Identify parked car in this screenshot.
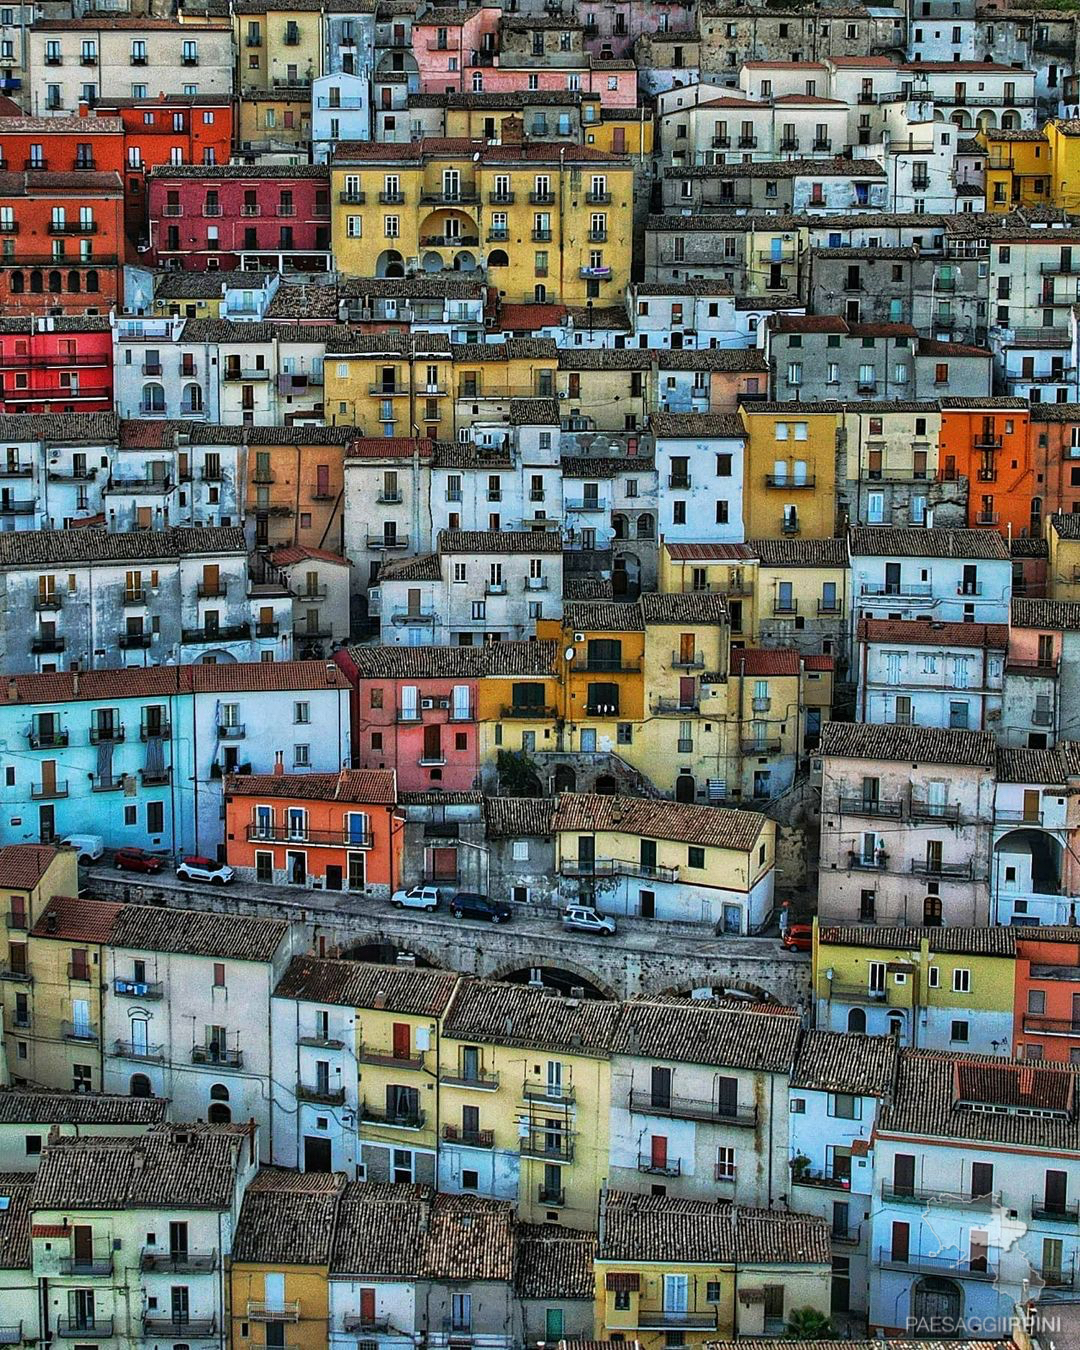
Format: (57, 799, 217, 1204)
(61, 834, 104, 863)
(781, 923, 813, 953)
(114, 847, 165, 874)
(561, 904, 617, 936)
(176, 856, 234, 885)
(449, 892, 512, 924)
(390, 885, 440, 911)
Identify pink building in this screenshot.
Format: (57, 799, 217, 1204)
(334, 646, 482, 794)
(413, 5, 501, 94)
(476, 62, 637, 108)
(146, 165, 333, 271)
(581, 0, 696, 59)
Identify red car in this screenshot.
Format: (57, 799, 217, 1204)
(114, 847, 166, 874)
(782, 923, 813, 952)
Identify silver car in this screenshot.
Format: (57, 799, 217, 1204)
(561, 904, 616, 936)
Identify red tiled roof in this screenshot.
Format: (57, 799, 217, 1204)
(69, 513, 106, 529)
(31, 895, 122, 944)
(827, 54, 898, 66)
(224, 769, 397, 805)
(918, 337, 992, 359)
(803, 653, 836, 671)
(271, 545, 350, 568)
(730, 648, 801, 676)
(664, 542, 757, 561)
(0, 660, 351, 705)
(772, 314, 848, 334)
(848, 321, 919, 339)
(346, 437, 435, 458)
(32, 1225, 70, 1238)
(0, 844, 59, 891)
(859, 617, 1009, 648)
(901, 60, 1024, 71)
(498, 303, 567, 330)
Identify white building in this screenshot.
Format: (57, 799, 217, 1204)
(992, 746, 1072, 927)
(271, 544, 352, 654)
(312, 71, 371, 162)
(648, 413, 747, 545)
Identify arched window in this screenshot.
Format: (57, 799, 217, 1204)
(67, 270, 81, 293)
(487, 249, 509, 267)
(129, 1073, 151, 1097)
(612, 512, 627, 540)
(9, 271, 23, 294)
(636, 512, 655, 539)
(29, 270, 43, 293)
(847, 1008, 866, 1034)
(1031, 496, 1043, 538)
(210, 1083, 229, 1100)
(48, 270, 62, 294)
(182, 383, 202, 414)
(534, 283, 547, 302)
(208, 1083, 231, 1123)
(85, 270, 99, 293)
(142, 383, 165, 414)
(888, 1010, 904, 1038)
(472, 71, 483, 92)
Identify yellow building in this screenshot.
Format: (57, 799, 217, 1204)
(658, 542, 759, 644)
(594, 1189, 832, 1346)
(836, 402, 942, 497)
(552, 792, 775, 932)
(439, 979, 618, 1230)
(741, 403, 840, 541)
(237, 90, 313, 157)
(331, 138, 634, 304)
(230, 1167, 345, 1350)
(979, 128, 1051, 211)
(453, 339, 561, 430)
(1046, 511, 1080, 597)
(233, 0, 321, 92)
(476, 640, 562, 771)
(0, 843, 79, 1085)
(588, 107, 654, 157)
(21, 895, 122, 1094)
(748, 537, 850, 660)
(557, 350, 653, 432)
(812, 920, 1017, 1047)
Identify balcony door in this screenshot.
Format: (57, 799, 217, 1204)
(663, 1274, 688, 1314)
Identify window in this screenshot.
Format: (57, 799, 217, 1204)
(213, 962, 225, 987)
(688, 846, 705, 869)
(294, 744, 310, 767)
(1029, 989, 1046, 1014)
(951, 1020, 969, 1042)
(830, 1093, 859, 1120)
(294, 701, 310, 724)
(953, 968, 971, 993)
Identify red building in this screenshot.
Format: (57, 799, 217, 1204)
(95, 95, 234, 243)
(0, 112, 125, 177)
(0, 316, 113, 413)
(0, 169, 125, 315)
(147, 164, 332, 271)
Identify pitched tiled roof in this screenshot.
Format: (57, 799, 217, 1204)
(509, 397, 561, 426)
(666, 156, 884, 180)
(232, 1168, 347, 1266)
(0, 1175, 32, 1269)
(484, 797, 556, 837)
(729, 648, 801, 677)
(639, 593, 728, 624)
(995, 746, 1067, 785)
(878, 1050, 1080, 1149)
(0, 659, 350, 706)
(0, 1088, 167, 1125)
(598, 1190, 831, 1265)
(561, 456, 656, 479)
(818, 925, 1018, 957)
(377, 553, 442, 582)
(443, 981, 621, 1056)
(31, 896, 122, 944)
(564, 575, 615, 600)
(515, 1225, 596, 1299)
(791, 1030, 899, 1097)
(612, 996, 800, 1072)
(0, 844, 59, 891)
(110, 904, 289, 962)
(552, 793, 769, 852)
(1012, 597, 1080, 630)
(224, 769, 397, 804)
(0, 525, 245, 568)
(664, 543, 758, 562)
(750, 537, 849, 567)
(31, 1124, 250, 1211)
(345, 640, 558, 679)
(153, 269, 276, 298)
(271, 545, 350, 568)
(649, 413, 746, 438)
(1052, 512, 1080, 540)
(438, 529, 564, 555)
(849, 526, 1010, 560)
(562, 601, 645, 632)
(400, 790, 484, 807)
(818, 722, 996, 768)
(274, 956, 459, 1016)
(858, 618, 1009, 649)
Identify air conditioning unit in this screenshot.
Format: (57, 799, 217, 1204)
(574, 632, 585, 642)
(421, 697, 435, 709)
(437, 698, 450, 709)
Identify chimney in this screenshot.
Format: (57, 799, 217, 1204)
(273, 750, 284, 776)
(6, 677, 16, 702)
(72, 671, 79, 697)
(77, 99, 89, 118)
(46, 910, 57, 933)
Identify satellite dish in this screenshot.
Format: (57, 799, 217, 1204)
(564, 647, 576, 662)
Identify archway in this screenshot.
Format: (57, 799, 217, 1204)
(553, 764, 576, 793)
(994, 827, 1064, 908)
(595, 774, 618, 795)
(912, 1277, 962, 1334)
(976, 109, 997, 132)
(675, 773, 696, 803)
(950, 110, 972, 129)
(376, 249, 405, 278)
(847, 1007, 866, 1033)
(452, 250, 478, 272)
(129, 1073, 151, 1097)
(488, 960, 616, 1000)
(339, 940, 443, 969)
(488, 249, 509, 268)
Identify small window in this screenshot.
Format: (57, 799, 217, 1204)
(951, 1020, 969, 1042)
(928, 966, 940, 988)
(830, 1093, 859, 1120)
(213, 962, 226, 987)
(790, 1097, 806, 1114)
(688, 846, 705, 869)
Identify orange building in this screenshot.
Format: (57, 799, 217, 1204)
(938, 397, 1033, 538)
(1029, 402, 1080, 527)
(0, 168, 125, 315)
(223, 767, 402, 895)
(1013, 930, 1080, 1063)
(246, 429, 355, 553)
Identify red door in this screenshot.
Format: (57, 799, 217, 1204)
(613, 126, 626, 152)
(651, 1135, 668, 1169)
(392, 1022, 411, 1060)
(360, 1288, 376, 1327)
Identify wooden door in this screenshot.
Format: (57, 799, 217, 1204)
(392, 1022, 411, 1060)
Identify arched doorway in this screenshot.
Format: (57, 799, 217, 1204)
(207, 1083, 231, 1123)
(912, 1277, 962, 1333)
(675, 774, 695, 803)
(595, 774, 618, 795)
(888, 1010, 905, 1038)
(847, 1007, 866, 1033)
(376, 249, 405, 278)
(129, 1073, 151, 1097)
(553, 764, 576, 793)
(923, 894, 943, 926)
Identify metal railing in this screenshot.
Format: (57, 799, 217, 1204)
(629, 1089, 757, 1126)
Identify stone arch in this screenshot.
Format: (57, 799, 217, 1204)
(553, 763, 577, 793)
(488, 248, 509, 267)
(485, 958, 619, 1000)
(376, 249, 405, 278)
(339, 937, 448, 970)
(651, 975, 775, 1001)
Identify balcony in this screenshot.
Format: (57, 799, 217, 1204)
(368, 534, 409, 550)
(560, 858, 678, 883)
(440, 1068, 499, 1090)
(297, 1080, 346, 1105)
(838, 795, 903, 818)
(791, 1165, 853, 1191)
(772, 600, 798, 617)
(909, 798, 961, 822)
(56, 1320, 113, 1339)
(182, 625, 252, 644)
(0, 500, 35, 515)
(911, 859, 972, 879)
(818, 599, 844, 615)
(224, 368, 269, 382)
(143, 1318, 216, 1338)
(570, 656, 641, 673)
(1022, 1015, 1080, 1036)
(0, 1328, 20, 1345)
(92, 774, 126, 793)
(89, 724, 125, 744)
(638, 1152, 681, 1177)
(49, 221, 98, 235)
(378, 191, 406, 204)
(31, 781, 68, 799)
(191, 1045, 243, 1068)
(860, 582, 934, 598)
(741, 737, 782, 755)
(197, 582, 227, 598)
(629, 1089, 757, 1127)
(114, 977, 163, 999)
(343, 1315, 396, 1334)
(878, 1247, 997, 1282)
(637, 1310, 717, 1330)
(361, 1100, 425, 1130)
(848, 850, 888, 871)
(766, 474, 815, 489)
(442, 1124, 494, 1148)
(27, 728, 68, 749)
(140, 722, 170, 741)
(59, 1254, 113, 1276)
(247, 1302, 300, 1322)
(586, 190, 612, 204)
(118, 633, 151, 649)
(368, 382, 409, 396)
(882, 1182, 1001, 1210)
(1032, 1196, 1080, 1223)
(529, 191, 555, 204)
(502, 703, 556, 720)
(112, 1037, 164, 1062)
(520, 1135, 573, 1162)
(538, 1185, 565, 1206)
(419, 190, 479, 206)
(62, 1020, 97, 1041)
(712, 135, 730, 147)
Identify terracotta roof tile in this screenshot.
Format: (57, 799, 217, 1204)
(819, 721, 997, 768)
(613, 995, 799, 1071)
(224, 769, 397, 804)
(516, 1226, 596, 1299)
(791, 1029, 899, 1097)
(859, 618, 1008, 648)
(0, 1088, 167, 1125)
(849, 525, 1010, 560)
(552, 792, 768, 852)
(0, 844, 60, 891)
(274, 956, 459, 1015)
(31, 895, 122, 944)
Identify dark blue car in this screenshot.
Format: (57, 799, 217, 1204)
(449, 892, 513, 924)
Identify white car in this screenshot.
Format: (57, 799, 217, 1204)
(390, 885, 440, 911)
(61, 834, 104, 863)
(561, 904, 616, 936)
(176, 855, 235, 885)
